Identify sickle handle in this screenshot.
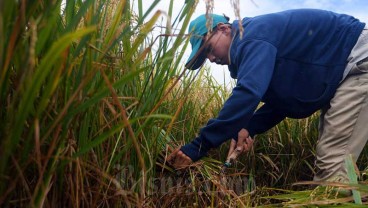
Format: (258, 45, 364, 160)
(224, 148, 242, 168)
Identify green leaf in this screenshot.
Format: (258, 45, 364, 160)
(345, 154, 362, 204)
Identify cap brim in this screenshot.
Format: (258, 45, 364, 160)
(185, 39, 207, 70)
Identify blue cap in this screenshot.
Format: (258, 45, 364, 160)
(185, 14, 229, 70)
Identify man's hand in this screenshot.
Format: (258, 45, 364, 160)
(227, 128, 254, 161)
(167, 148, 193, 169)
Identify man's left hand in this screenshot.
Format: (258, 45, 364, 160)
(167, 148, 193, 169)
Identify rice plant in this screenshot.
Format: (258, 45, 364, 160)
(1, 0, 368, 207)
(0, 0, 198, 206)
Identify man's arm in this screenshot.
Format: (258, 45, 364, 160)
(247, 103, 285, 137)
(225, 105, 284, 162)
(173, 40, 278, 163)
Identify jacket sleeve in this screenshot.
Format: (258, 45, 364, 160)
(247, 103, 285, 137)
(181, 40, 277, 161)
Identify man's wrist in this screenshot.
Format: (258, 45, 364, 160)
(180, 137, 210, 162)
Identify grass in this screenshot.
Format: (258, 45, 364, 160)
(1, 0, 368, 207)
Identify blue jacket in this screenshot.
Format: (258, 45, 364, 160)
(181, 9, 365, 162)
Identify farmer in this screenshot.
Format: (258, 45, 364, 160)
(167, 9, 368, 182)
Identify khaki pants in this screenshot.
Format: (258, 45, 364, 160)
(314, 59, 368, 181)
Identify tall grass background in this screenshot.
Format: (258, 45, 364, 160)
(1, 0, 368, 207)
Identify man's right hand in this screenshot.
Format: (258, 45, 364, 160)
(226, 128, 254, 162)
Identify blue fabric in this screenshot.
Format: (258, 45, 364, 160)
(181, 9, 365, 162)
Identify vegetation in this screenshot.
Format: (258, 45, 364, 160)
(1, 0, 367, 207)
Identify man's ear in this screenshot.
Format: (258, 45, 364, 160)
(216, 23, 230, 34)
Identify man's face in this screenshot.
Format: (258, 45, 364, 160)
(203, 23, 232, 65)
